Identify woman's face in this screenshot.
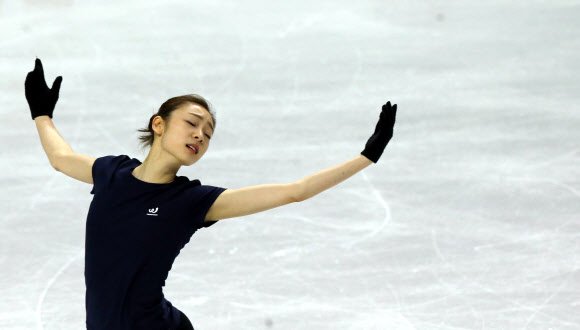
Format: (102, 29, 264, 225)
(155, 103, 214, 165)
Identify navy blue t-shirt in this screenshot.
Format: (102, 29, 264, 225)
(85, 155, 227, 330)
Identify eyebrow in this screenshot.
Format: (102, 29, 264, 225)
(188, 112, 214, 133)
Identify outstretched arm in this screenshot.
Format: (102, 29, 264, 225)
(205, 155, 372, 222)
(205, 101, 397, 222)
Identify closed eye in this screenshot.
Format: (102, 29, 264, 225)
(187, 121, 212, 139)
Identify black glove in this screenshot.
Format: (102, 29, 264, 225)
(25, 57, 63, 120)
(361, 101, 397, 163)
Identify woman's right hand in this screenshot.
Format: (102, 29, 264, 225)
(25, 57, 63, 120)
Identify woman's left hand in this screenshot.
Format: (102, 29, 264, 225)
(360, 101, 397, 163)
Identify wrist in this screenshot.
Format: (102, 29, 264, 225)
(34, 115, 52, 122)
(359, 154, 374, 165)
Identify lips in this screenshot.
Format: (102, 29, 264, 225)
(186, 144, 198, 154)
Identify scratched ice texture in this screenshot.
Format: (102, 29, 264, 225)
(1, 0, 579, 329)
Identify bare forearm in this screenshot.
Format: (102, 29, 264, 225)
(296, 155, 373, 202)
(34, 116, 73, 167)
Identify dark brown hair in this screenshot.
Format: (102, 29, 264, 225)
(137, 94, 217, 152)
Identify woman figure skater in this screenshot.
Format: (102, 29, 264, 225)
(25, 57, 397, 330)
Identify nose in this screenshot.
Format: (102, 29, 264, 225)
(194, 130, 203, 143)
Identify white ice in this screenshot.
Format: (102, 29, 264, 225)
(1, 0, 579, 329)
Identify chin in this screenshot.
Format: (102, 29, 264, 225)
(186, 155, 202, 166)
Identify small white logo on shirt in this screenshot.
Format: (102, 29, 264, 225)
(147, 207, 159, 216)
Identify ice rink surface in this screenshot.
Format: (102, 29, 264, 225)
(1, 0, 579, 329)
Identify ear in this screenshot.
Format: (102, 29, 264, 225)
(152, 116, 165, 136)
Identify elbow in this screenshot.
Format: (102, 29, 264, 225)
(51, 160, 60, 172)
(292, 181, 304, 203)
(51, 156, 63, 172)
(47, 153, 60, 172)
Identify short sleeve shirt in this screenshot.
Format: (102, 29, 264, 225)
(85, 155, 227, 330)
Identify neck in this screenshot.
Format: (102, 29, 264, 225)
(132, 153, 180, 184)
